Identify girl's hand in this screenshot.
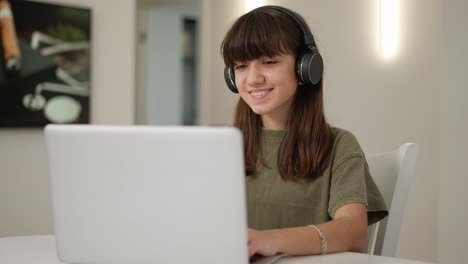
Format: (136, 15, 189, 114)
(247, 228, 283, 257)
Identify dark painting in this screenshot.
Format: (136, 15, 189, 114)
(0, 0, 91, 127)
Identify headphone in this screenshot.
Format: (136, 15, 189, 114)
(224, 5, 323, 93)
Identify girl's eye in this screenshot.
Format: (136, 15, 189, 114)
(263, 60, 277, 65)
(234, 64, 246, 70)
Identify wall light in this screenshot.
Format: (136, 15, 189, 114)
(379, 0, 400, 59)
(245, 0, 265, 12)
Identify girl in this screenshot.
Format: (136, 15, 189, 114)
(221, 5, 388, 257)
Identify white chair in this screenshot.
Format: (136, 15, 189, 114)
(365, 143, 420, 257)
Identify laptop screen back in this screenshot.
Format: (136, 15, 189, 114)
(45, 125, 248, 264)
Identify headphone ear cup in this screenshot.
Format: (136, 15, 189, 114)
(224, 67, 238, 93)
(296, 50, 323, 85)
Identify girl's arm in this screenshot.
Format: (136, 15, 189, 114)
(248, 203, 368, 257)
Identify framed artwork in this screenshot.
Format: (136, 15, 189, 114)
(0, 0, 91, 127)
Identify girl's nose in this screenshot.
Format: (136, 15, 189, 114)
(246, 64, 265, 86)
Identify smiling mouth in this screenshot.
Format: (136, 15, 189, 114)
(249, 89, 273, 99)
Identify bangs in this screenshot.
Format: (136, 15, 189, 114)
(221, 9, 302, 67)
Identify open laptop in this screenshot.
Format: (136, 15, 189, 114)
(45, 124, 253, 264)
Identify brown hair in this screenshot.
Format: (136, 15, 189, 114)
(221, 6, 334, 180)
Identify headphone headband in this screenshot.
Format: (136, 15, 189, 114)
(266, 5, 316, 49)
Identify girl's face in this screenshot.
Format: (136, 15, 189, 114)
(234, 53, 298, 129)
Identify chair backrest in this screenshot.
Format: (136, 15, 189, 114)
(365, 143, 420, 257)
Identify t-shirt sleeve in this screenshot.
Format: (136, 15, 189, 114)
(328, 130, 388, 225)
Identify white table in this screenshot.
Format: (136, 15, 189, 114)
(0, 235, 433, 264)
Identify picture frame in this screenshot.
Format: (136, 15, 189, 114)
(0, 0, 91, 127)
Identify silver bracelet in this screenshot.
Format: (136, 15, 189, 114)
(308, 224, 327, 255)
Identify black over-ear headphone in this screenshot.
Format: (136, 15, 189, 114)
(224, 5, 323, 93)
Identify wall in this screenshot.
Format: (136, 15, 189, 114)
(135, 0, 200, 124)
(0, 0, 136, 237)
(144, 2, 198, 125)
(439, 0, 468, 263)
(146, 7, 184, 124)
(198, 0, 242, 125)
(199, 0, 440, 262)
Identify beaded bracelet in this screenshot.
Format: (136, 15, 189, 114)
(308, 224, 327, 255)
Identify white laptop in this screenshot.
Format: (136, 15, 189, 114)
(45, 124, 251, 264)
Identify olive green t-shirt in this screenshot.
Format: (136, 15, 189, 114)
(246, 127, 388, 230)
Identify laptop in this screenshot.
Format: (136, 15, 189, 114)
(45, 124, 251, 264)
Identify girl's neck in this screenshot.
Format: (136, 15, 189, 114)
(261, 114, 287, 130)
(260, 96, 293, 130)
